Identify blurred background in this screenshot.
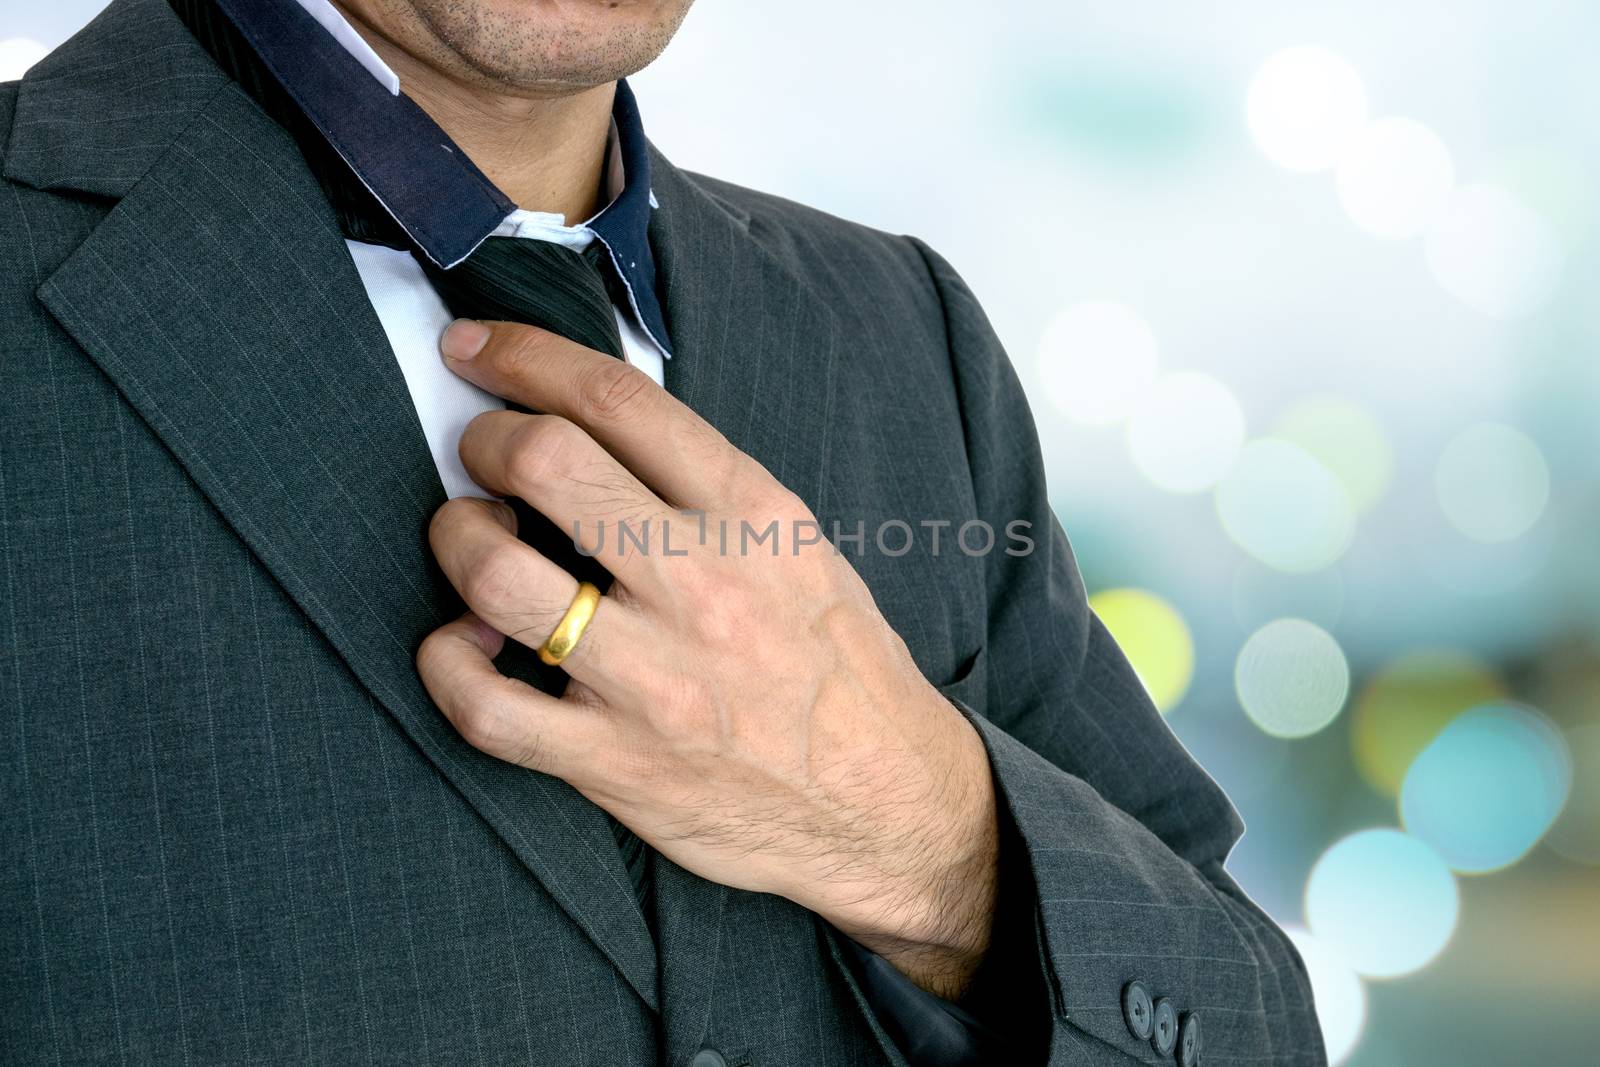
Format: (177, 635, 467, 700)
(7, 1, 1597, 1062)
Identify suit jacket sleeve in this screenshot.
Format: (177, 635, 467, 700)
(907, 237, 1327, 1065)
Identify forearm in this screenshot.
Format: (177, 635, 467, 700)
(827, 711, 1001, 1001)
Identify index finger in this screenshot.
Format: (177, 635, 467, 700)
(441, 319, 757, 509)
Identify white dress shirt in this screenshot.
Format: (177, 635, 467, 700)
(295, 0, 668, 501)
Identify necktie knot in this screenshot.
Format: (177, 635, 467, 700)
(420, 237, 625, 360)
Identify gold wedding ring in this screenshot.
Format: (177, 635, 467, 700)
(537, 582, 603, 666)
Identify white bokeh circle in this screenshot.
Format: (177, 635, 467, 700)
(1424, 184, 1563, 318)
(1127, 372, 1246, 492)
(1336, 116, 1455, 238)
(1247, 47, 1369, 173)
(1286, 928, 1367, 1064)
(1036, 301, 1161, 426)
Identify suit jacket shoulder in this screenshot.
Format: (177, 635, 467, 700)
(686, 168, 920, 261)
(673, 166, 953, 356)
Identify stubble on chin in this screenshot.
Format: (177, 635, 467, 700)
(391, 0, 692, 94)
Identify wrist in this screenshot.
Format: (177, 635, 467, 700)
(828, 702, 1001, 998)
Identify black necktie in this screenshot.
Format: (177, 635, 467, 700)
(421, 238, 624, 359)
(418, 238, 657, 930)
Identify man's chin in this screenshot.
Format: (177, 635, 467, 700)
(398, 0, 692, 94)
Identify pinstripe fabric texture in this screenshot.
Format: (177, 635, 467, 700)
(1, 1, 1324, 1063)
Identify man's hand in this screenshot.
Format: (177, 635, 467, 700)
(416, 319, 1000, 998)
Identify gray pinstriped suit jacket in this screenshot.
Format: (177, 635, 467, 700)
(0, 1, 1324, 1063)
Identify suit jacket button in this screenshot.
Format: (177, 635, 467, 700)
(691, 1049, 728, 1067)
(1178, 1012, 1202, 1066)
(1121, 980, 1154, 1040)
(1150, 998, 1178, 1056)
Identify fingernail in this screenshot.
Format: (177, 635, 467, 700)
(442, 319, 491, 361)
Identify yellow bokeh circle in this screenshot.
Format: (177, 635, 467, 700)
(1089, 588, 1196, 713)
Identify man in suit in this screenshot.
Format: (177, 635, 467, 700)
(0, 0, 1323, 1063)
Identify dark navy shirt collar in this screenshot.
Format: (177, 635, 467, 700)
(205, 0, 672, 356)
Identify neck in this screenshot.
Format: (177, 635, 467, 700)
(333, 7, 615, 224)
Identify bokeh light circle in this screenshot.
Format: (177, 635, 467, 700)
(1273, 398, 1393, 513)
(0, 38, 49, 82)
(1286, 928, 1367, 1065)
(1246, 47, 1369, 173)
(1126, 372, 1246, 492)
(1305, 829, 1459, 978)
(1087, 588, 1195, 713)
(1547, 724, 1600, 865)
(1401, 704, 1572, 873)
(1215, 438, 1355, 573)
(1434, 422, 1550, 543)
(1235, 618, 1350, 738)
(1424, 184, 1563, 318)
(1036, 301, 1160, 426)
(1336, 117, 1455, 238)
(1352, 651, 1505, 796)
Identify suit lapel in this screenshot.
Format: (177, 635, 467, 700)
(12, 0, 853, 1031)
(13, 0, 658, 1011)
